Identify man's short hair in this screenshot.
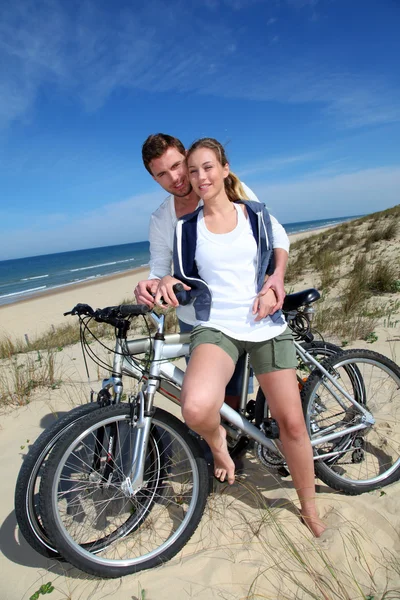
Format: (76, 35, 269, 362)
(142, 133, 186, 175)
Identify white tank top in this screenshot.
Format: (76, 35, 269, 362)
(195, 204, 287, 341)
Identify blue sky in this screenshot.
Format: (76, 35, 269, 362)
(1, 0, 400, 260)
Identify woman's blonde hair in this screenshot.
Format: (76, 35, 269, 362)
(186, 138, 249, 202)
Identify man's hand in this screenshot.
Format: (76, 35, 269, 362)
(134, 279, 160, 307)
(154, 275, 191, 308)
(252, 288, 278, 322)
(260, 272, 286, 312)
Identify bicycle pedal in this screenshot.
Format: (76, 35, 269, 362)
(245, 399, 256, 420)
(262, 418, 280, 439)
(277, 466, 290, 477)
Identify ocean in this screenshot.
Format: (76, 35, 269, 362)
(0, 216, 357, 306)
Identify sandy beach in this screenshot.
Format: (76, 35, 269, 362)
(1, 218, 399, 600)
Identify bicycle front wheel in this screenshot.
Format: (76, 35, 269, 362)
(302, 349, 400, 494)
(39, 404, 209, 578)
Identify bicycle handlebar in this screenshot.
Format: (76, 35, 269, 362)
(64, 303, 150, 322)
(64, 283, 189, 324)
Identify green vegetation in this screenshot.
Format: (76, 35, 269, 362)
(29, 582, 54, 600)
(0, 349, 62, 408)
(287, 204, 400, 342)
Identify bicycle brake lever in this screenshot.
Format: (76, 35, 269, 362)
(65, 303, 95, 317)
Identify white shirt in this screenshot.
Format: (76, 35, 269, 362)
(147, 182, 290, 325)
(195, 204, 287, 340)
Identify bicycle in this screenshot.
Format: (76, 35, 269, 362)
(14, 288, 340, 560)
(32, 293, 400, 578)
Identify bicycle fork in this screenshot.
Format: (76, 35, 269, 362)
(121, 313, 166, 498)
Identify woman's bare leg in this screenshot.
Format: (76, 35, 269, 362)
(257, 369, 326, 537)
(182, 344, 236, 484)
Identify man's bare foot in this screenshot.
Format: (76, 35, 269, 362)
(212, 426, 235, 485)
(300, 511, 327, 538)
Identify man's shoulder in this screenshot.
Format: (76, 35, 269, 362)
(241, 181, 259, 203)
(151, 194, 174, 220)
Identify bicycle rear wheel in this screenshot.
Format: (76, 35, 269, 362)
(39, 404, 209, 578)
(302, 349, 400, 494)
(14, 402, 99, 558)
(254, 340, 342, 427)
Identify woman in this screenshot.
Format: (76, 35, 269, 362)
(155, 138, 326, 537)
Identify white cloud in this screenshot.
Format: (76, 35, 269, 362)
(253, 165, 400, 223)
(0, 190, 164, 260)
(238, 152, 320, 177)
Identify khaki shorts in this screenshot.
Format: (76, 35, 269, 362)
(190, 326, 297, 375)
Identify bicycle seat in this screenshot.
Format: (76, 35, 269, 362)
(282, 288, 320, 312)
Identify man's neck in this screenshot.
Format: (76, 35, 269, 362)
(174, 190, 200, 218)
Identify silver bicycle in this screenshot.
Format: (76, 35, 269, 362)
(32, 293, 400, 578)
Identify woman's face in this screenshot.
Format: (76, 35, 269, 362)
(187, 147, 229, 201)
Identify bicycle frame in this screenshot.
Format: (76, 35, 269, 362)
(99, 310, 375, 493)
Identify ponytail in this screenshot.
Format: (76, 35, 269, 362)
(224, 171, 249, 203)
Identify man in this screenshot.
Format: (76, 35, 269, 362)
(135, 133, 289, 314)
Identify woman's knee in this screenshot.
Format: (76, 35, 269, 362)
(277, 413, 308, 441)
(182, 400, 211, 429)
(181, 388, 213, 427)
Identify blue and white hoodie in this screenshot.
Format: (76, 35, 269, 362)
(172, 200, 285, 325)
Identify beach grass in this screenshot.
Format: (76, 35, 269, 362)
(0, 348, 62, 408)
(287, 203, 400, 343)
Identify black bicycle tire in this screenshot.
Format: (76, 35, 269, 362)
(14, 402, 99, 558)
(302, 349, 400, 495)
(39, 404, 210, 578)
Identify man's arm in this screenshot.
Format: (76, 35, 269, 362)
(135, 211, 174, 306)
(148, 213, 174, 280)
(259, 248, 289, 311)
(256, 214, 290, 313)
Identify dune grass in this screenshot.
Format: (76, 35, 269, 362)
(0, 349, 62, 408)
(287, 204, 400, 342)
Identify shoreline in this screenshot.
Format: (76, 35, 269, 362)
(0, 265, 150, 309)
(0, 224, 338, 341)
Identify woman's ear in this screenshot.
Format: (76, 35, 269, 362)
(223, 162, 230, 178)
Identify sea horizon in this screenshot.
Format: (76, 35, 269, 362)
(0, 215, 359, 306)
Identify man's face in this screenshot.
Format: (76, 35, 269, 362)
(149, 147, 192, 197)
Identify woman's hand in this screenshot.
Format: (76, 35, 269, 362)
(154, 276, 191, 308)
(252, 288, 278, 322)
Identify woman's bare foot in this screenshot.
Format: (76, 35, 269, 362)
(300, 511, 327, 538)
(211, 426, 235, 485)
